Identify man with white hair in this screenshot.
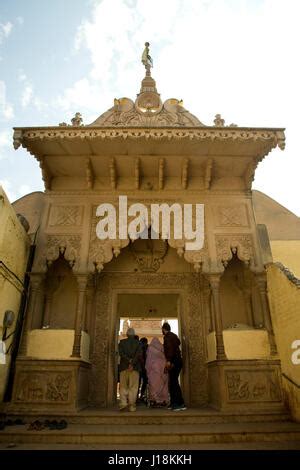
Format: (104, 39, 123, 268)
(118, 327, 142, 411)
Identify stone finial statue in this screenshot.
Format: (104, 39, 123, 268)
(141, 42, 153, 75)
(214, 114, 225, 127)
(71, 112, 83, 126)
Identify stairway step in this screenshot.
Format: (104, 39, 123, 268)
(1, 422, 300, 446)
(4, 408, 291, 425)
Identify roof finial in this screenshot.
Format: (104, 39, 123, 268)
(141, 42, 153, 76)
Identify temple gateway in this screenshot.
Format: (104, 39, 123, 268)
(2, 46, 300, 445)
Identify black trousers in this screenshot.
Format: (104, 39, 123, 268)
(168, 357, 184, 407)
(139, 369, 148, 398)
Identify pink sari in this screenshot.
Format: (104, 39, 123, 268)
(145, 337, 169, 404)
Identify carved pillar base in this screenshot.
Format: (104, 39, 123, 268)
(8, 358, 90, 413)
(208, 359, 285, 413)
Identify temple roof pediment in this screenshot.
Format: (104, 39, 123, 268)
(12, 43, 285, 192)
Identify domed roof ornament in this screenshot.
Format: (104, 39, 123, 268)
(88, 42, 204, 127)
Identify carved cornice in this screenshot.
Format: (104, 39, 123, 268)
(13, 126, 286, 149)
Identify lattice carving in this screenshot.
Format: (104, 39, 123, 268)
(216, 205, 248, 227)
(48, 205, 83, 227)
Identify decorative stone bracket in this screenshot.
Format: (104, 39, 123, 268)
(89, 230, 208, 273)
(35, 235, 81, 272)
(216, 234, 255, 268)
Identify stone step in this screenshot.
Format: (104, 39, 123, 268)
(4, 407, 291, 425)
(1, 421, 300, 446)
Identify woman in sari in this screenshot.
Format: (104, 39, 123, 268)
(145, 337, 169, 407)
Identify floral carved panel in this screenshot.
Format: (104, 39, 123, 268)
(15, 372, 72, 403)
(226, 369, 282, 402)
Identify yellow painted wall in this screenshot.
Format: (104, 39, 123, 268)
(267, 264, 300, 421)
(206, 330, 270, 362)
(0, 187, 30, 401)
(27, 329, 90, 362)
(270, 241, 300, 278)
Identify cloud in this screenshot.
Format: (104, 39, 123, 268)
(0, 179, 16, 202)
(0, 80, 14, 120)
(18, 184, 31, 195)
(0, 130, 11, 148)
(0, 130, 12, 160)
(18, 70, 27, 82)
(0, 180, 33, 203)
(21, 84, 33, 108)
(55, 78, 110, 123)
(0, 21, 13, 43)
(16, 17, 24, 26)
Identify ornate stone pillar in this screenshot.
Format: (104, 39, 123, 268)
(71, 274, 88, 358)
(86, 284, 94, 334)
(19, 273, 44, 356)
(42, 292, 53, 327)
(207, 274, 227, 360)
(256, 273, 277, 355)
(242, 275, 255, 327)
(243, 288, 255, 327)
(203, 287, 213, 333)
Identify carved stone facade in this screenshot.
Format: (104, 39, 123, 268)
(8, 55, 287, 416)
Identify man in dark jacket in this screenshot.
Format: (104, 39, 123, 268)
(162, 322, 186, 411)
(118, 327, 142, 411)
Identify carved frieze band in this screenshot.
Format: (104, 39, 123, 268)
(15, 372, 72, 403)
(13, 128, 285, 151)
(215, 234, 253, 266)
(226, 369, 282, 402)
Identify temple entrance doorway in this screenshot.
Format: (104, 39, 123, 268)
(91, 272, 207, 408)
(115, 293, 180, 405)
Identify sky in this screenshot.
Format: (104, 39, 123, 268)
(0, 0, 299, 215)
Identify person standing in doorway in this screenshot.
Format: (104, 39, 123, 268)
(118, 327, 142, 412)
(162, 322, 187, 411)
